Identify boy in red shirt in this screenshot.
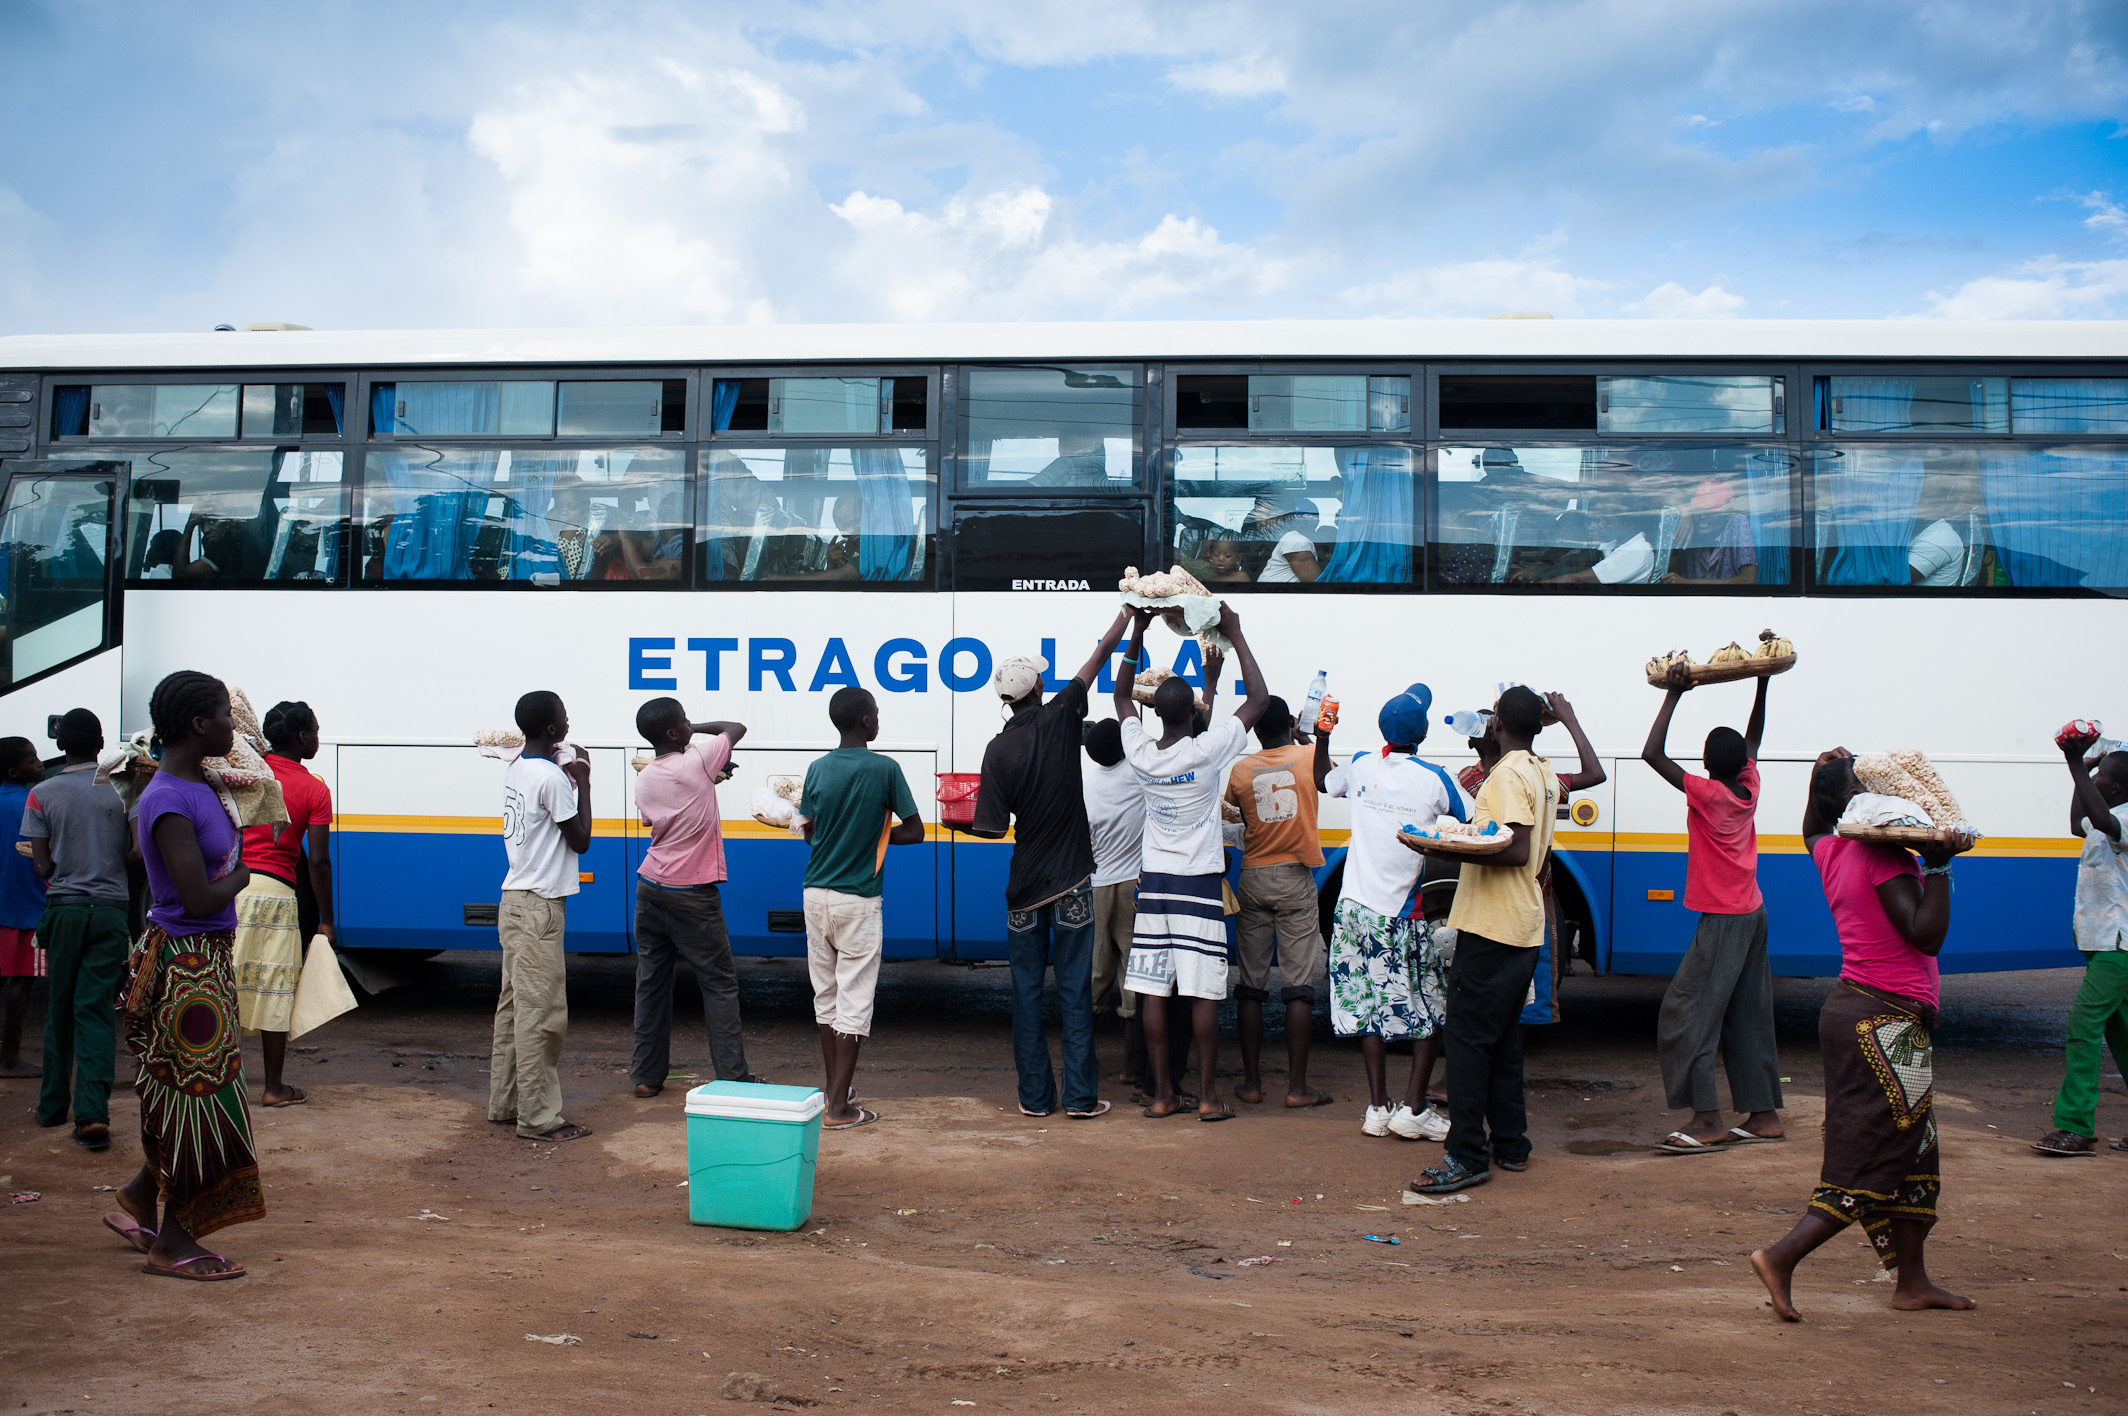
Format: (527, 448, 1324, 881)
(1641, 665, 1784, 1152)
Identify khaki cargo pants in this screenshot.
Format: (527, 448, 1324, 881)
(490, 889, 569, 1137)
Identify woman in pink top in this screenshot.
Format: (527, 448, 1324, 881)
(1750, 749, 1976, 1323)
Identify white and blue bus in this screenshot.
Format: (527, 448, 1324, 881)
(0, 319, 2122, 981)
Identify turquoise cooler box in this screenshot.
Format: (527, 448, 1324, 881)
(684, 1081, 824, 1231)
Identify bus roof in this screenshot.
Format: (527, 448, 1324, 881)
(4, 318, 2127, 370)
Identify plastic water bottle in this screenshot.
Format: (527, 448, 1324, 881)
(1298, 670, 1329, 731)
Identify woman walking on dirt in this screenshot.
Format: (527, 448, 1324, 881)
(1748, 748, 1975, 1321)
(107, 671, 265, 1281)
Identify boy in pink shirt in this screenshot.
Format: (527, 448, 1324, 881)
(1641, 666, 1784, 1152)
(629, 697, 758, 1097)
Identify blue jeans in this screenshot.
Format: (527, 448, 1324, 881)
(1008, 878, 1098, 1114)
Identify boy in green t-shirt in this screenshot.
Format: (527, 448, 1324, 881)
(801, 686, 924, 1128)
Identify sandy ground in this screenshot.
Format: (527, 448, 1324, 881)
(3, 955, 2125, 1416)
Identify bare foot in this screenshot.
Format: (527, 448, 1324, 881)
(1284, 1087, 1334, 1109)
(1141, 1095, 1190, 1118)
(1749, 1247, 1803, 1322)
(1891, 1279, 1976, 1312)
(1234, 1083, 1265, 1105)
(116, 1173, 157, 1234)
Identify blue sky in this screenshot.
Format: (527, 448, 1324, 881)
(2, 0, 2125, 332)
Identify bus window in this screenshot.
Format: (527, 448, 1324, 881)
(960, 366, 1138, 490)
(51, 384, 240, 440)
(1168, 444, 1417, 587)
(121, 449, 345, 584)
(950, 505, 1143, 590)
(359, 445, 686, 584)
(1175, 375, 1410, 434)
(1813, 444, 2128, 592)
(1818, 376, 2009, 433)
(709, 378, 925, 435)
(2010, 379, 2128, 434)
(0, 468, 116, 687)
(1595, 376, 1782, 434)
(557, 380, 687, 437)
(1438, 376, 1595, 431)
(370, 382, 557, 437)
(239, 384, 346, 438)
(1432, 444, 1795, 590)
(698, 446, 932, 586)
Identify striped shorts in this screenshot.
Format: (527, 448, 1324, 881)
(1124, 870, 1231, 1001)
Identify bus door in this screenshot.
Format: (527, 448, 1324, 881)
(0, 459, 127, 743)
(334, 742, 632, 954)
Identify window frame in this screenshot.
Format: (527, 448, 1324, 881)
(1163, 361, 1422, 440)
(1159, 436, 1428, 594)
(702, 365, 938, 443)
(953, 362, 1145, 498)
(42, 369, 355, 445)
(1426, 362, 1792, 440)
(692, 440, 939, 593)
(1798, 362, 2128, 440)
(358, 366, 697, 442)
(945, 496, 1155, 594)
(95, 441, 353, 590)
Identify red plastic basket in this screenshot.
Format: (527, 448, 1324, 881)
(936, 772, 982, 829)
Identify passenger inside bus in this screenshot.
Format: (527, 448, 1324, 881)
(1027, 428, 1114, 488)
(1249, 491, 1323, 583)
(1658, 477, 1759, 587)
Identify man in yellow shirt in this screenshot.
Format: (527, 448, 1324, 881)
(1407, 685, 1557, 1194)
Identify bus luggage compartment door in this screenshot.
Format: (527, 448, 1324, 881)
(334, 744, 631, 954)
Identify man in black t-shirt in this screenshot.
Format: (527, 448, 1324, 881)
(971, 608, 1135, 1119)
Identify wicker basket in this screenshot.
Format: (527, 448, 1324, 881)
(1397, 829, 1512, 858)
(1130, 683, 1208, 710)
(1645, 653, 1797, 688)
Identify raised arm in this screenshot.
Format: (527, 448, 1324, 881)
(558, 755, 594, 857)
(2065, 743, 2121, 841)
(696, 720, 748, 748)
(1201, 646, 1223, 714)
(1875, 831, 1975, 957)
(1218, 604, 1270, 732)
(1074, 608, 1134, 688)
(1639, 662, 1690, 792)
(1744, 675, 1769, 762)
(1113, 610, 1152, 722)
(1548, 692, 1606, 792)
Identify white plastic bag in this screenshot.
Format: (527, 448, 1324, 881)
(288, 933, 358, 1040)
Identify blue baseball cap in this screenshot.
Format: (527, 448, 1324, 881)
(1379, 684, 1432, 747)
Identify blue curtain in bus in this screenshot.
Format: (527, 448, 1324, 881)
(1318, 446, 1413, 584)
(379, 450, 497, 580)
(1818, 448, 1923, 585)
(712, 381, 740, 432)
(1980, 447, 2128, 590)
(53, 387, 89, 438)
(852, 446, 914, 581)
(369, 384, 395, 439)
(397, 382, 498, 438)
(503, 452, 570, 581)
(1828, 378, 1915, 432)
(324, 385, 345, 437)
(1740, 449, 1792, 585)
(2011, 379, 2128, 434)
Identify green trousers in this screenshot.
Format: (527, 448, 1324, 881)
(2051, 949, 2128, 1139)
(36, 901, 130, 1128)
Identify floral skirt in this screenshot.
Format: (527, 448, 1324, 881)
(121, 925, 265, 1239)
(1807, 980, 1939, 1268)
(1328, 898, 1445, 1040)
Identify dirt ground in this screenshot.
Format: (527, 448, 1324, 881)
(3, 954, 2125, 1416)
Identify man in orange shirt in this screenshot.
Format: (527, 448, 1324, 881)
(1224, 697, 1331, 1109)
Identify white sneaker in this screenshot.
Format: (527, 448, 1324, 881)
(1389, 1103, 1451, 1142)
(1362, 1104, 1392, 1137)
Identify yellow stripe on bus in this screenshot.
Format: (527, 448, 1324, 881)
(334, 814, 632, 838)
(1611, 830, 2080, 859)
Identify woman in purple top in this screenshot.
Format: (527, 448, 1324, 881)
(1750, 748, 1976, 1323)
(109, 671, 262, 1282)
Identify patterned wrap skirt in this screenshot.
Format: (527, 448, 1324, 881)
(230, 873, 303, 1033)
(121, 924, 265, 1239)
(1808, 979, 1939, 1268)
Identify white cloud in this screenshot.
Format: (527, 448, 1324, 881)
(1925, 256, 2128, 319)
(1626, 282, 1747, 318)
(1341, 241, 1614, 318)
(2081, 191, 2128, 240)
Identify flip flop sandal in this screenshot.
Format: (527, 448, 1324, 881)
(1657, 1131, 1730, 1155)
(633, 1084, 664, 1099)
(102, 1212, 156, 1254)
(1197, 1105, 1236, 1123)
(1019, 1105, 1054, 1117)
(260, 1091, 308, 1108)
(1726, 1127, 1785, 1145)
(143, 1253, 245, 1281)
(1283, 1090, 1335, 1110)
(74, 1124, 112, 1151)
(523, 1123, 593, 1143)
(823, 1107, 878, 1131)
(1141, 1100, 1193, 1119)
(2113, 1137, 2128, 1152)
(1065, 1101, 1112, 1119)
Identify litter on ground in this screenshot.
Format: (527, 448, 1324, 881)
(525, 1333, 582, 1346)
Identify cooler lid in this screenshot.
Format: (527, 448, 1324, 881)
(685, 1080, 825, 1122)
